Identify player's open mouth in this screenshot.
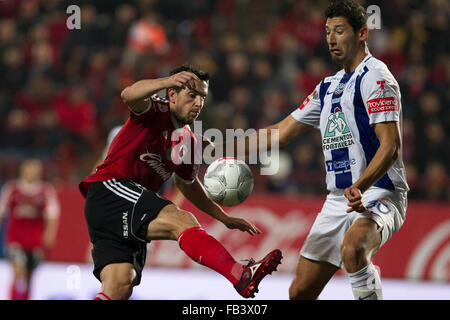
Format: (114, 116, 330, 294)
(330, 48, 342, 55)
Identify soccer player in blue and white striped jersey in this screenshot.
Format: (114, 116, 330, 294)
(230, 0, 409, 300)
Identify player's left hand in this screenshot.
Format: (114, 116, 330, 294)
(222, 216, 262, 236)
(344, 185, 366, 213)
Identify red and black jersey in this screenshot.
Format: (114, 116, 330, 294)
(0, 180, 60, 250)
(79, 95, 199, 198)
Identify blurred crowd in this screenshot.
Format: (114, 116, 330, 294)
(0, 0, 448, 201)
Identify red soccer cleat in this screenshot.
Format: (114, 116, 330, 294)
(234, 249, 283, 298)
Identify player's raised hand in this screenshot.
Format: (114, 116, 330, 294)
(222, 216, 262, 236)
(167, 71, 200, 89)
(344, 185, 366, 213)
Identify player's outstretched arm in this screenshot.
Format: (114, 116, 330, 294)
(274, 115, 313, 147)
(0, 183, 13, 230)
(42, 185, 61, 249)
(213, 115, 312, 160)
(345, 121, 401, 213)
(120, 71, 201, 114)
(174, 175, 261, 236)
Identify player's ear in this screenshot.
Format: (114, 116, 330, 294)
(168, 88, 177, 103)
(358, 26, 368, 42)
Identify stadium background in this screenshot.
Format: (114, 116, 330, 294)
(0, 0, 448, 299)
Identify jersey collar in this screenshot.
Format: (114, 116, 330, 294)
(354, 52, 373, 75)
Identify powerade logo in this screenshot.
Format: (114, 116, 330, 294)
(326, 158, 356, 174)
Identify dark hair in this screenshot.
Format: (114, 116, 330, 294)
(325, 0, 367, 32)
(166, 64, 210, 98)
(169, 64, 210, 81)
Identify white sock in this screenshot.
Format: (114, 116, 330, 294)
(348, 263, 383, 300)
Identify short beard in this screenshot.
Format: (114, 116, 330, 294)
(330, 53, 346, 66)
(175, 113, 194, 126)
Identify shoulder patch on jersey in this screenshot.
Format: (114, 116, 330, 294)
(298, 89, 318, 110)
(151, 94, 170, 112)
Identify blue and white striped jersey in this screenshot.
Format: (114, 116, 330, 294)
(291, 54, 409, 193)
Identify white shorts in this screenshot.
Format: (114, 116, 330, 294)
(300, 187, 408, 268)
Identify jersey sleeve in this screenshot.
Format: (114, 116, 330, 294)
(361, 67, 401, 125)
(129, 94, 170, 122)
(290, 83, 322, 128)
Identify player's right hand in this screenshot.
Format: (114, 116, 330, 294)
(167, 71, 200, 89)
(344, 185, 366, 213)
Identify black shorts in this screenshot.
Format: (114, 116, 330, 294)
(84, 178, 172, 284)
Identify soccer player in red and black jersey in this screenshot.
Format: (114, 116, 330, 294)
(79, 65, 282, 300)
(0, 159, 60, 300)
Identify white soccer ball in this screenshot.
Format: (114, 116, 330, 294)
(203, 157, 254, 206)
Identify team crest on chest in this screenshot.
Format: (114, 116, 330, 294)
(334, 82, 345, 95)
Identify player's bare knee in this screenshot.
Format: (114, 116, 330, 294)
(102, 273, 135, 300)
(100, 264, 136, 300)
(341, 242, 367, 272)
(172, 210, 200, 238)
(102, 280, 133, 300)
(288, 279, 318, 300)
(147, 205, 200, 240)
(288, 280, 301, 300)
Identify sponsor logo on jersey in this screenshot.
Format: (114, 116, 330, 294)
(324, 74, 343, 83)
(322, 112, 355, 151)
(376, 80, 386, 90)
(326, 158, 356, 173)
(139, 152, 172, 181)
(367, 97, 398, 114)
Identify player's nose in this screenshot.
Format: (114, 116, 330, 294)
(194, 95, 203, 107)
(327, 33, 336, 45)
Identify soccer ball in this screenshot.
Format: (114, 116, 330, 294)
(203, 157, 254, 206)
